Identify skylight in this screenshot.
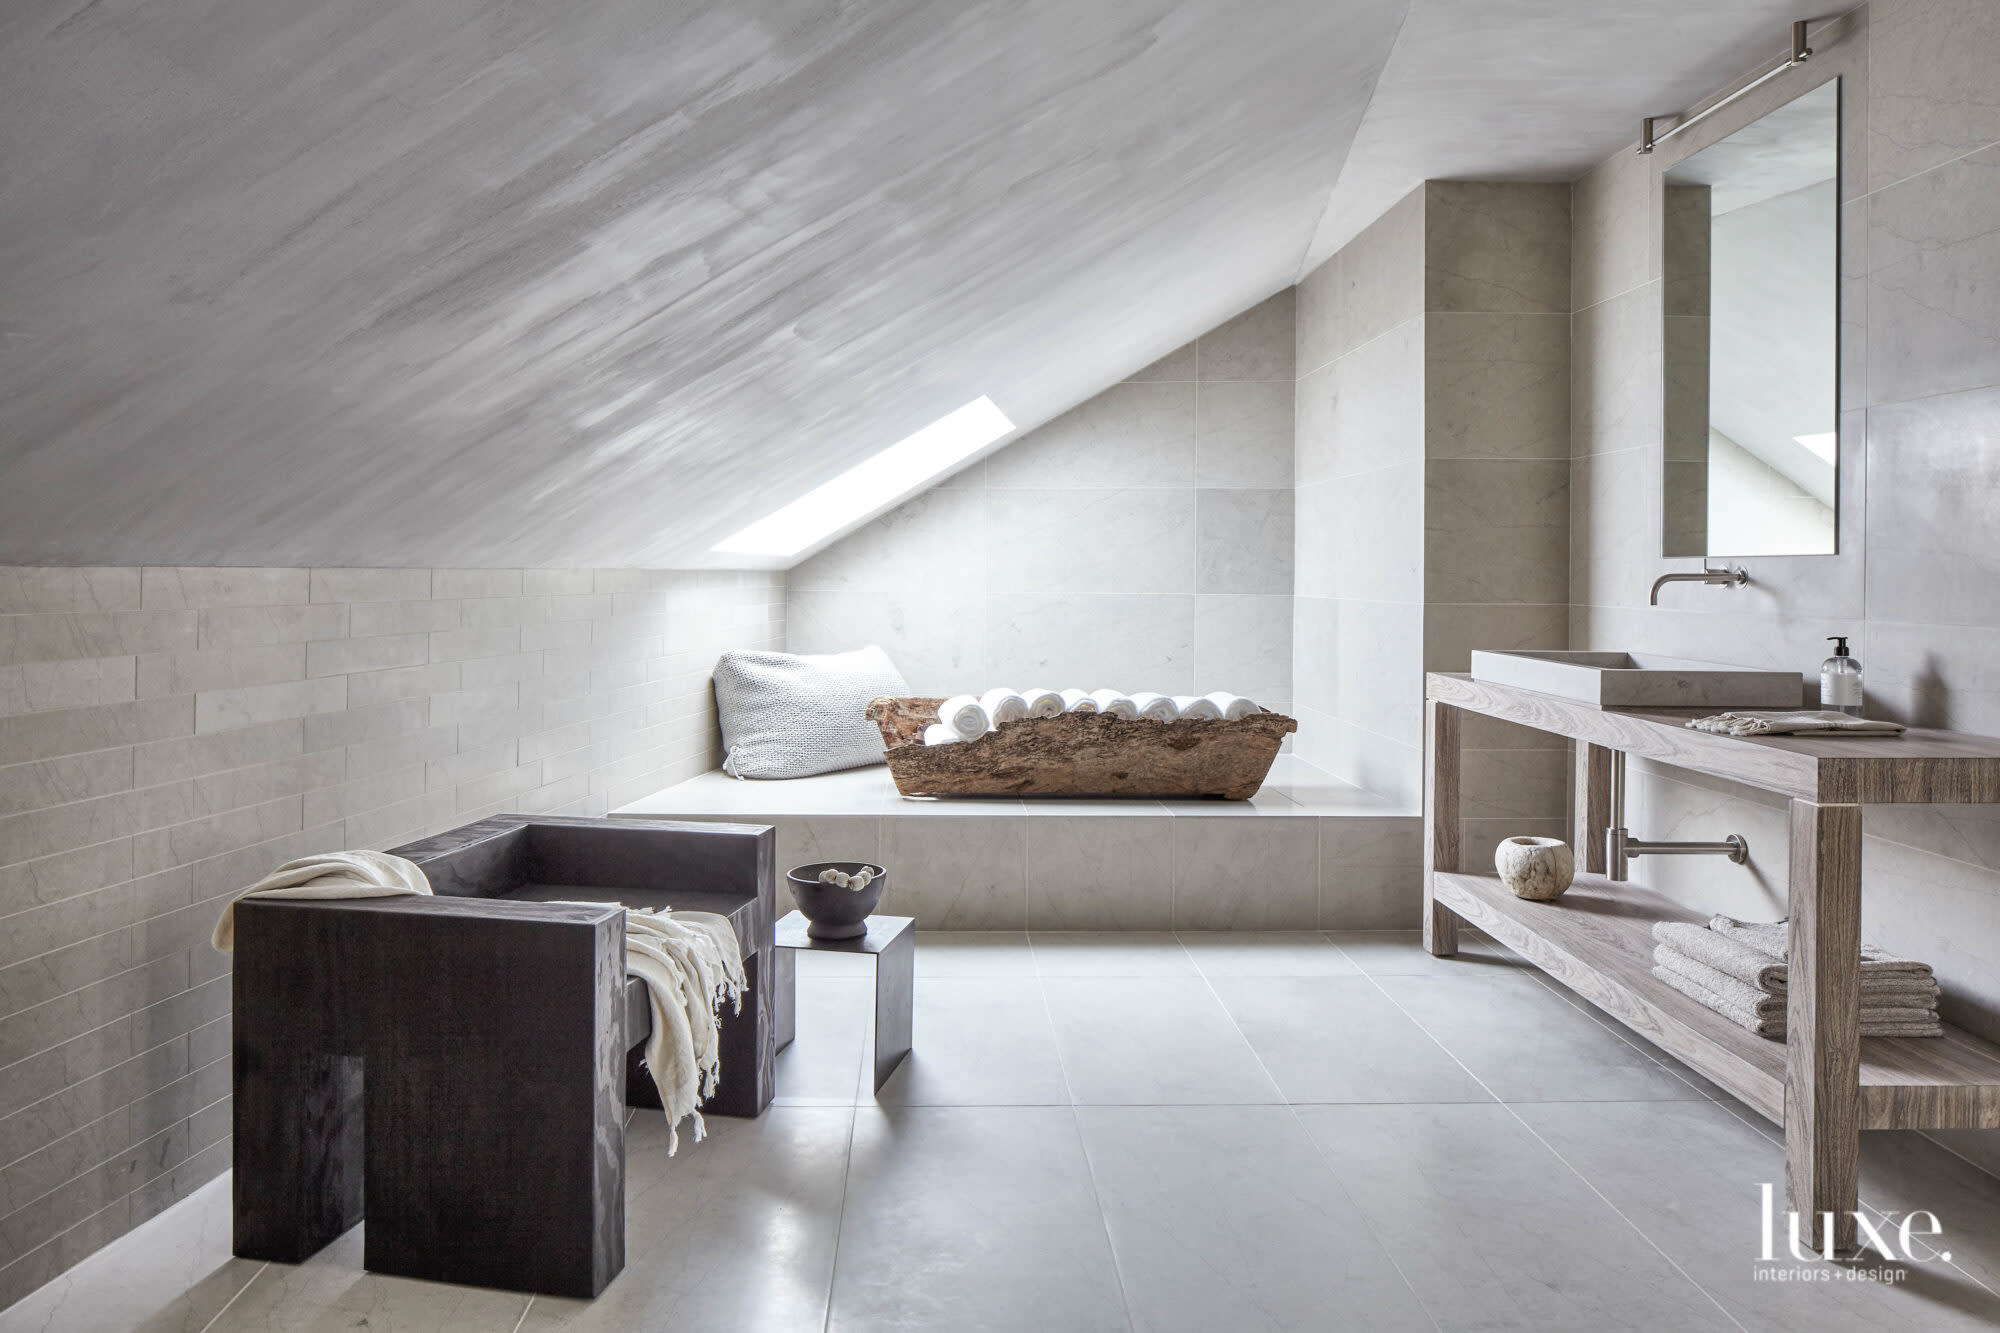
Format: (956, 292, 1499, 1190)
(711, 397, 1015, 558)
(1793, 431, 1837, 466)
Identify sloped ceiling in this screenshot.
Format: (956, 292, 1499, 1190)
(0, 0, 1842, 569)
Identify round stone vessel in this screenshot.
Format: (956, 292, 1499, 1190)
(1494, 836, 1574, 902)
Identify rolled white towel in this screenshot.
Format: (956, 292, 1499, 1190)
(1203, 691, 1260, 721)
(1060, 688, 1099, 713)
(923, 723, 963, 746)
(1128, 692, 1180, 722)
(937, 694, 989, 740)
(1021, 687, 1065, 719)
(1089, 689, 1139, 719)
(1172, 694, 1224, 721)
(981, 687, 1029, 726)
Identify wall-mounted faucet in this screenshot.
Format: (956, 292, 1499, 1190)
(1649, 564, 1748, 606)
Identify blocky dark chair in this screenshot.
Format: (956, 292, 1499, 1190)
(230, 815, 779, 1299)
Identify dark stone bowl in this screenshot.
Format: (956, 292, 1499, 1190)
(786, 862, 886, 940)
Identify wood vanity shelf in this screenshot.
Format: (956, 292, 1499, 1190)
(1422, 672, 2000, 1255)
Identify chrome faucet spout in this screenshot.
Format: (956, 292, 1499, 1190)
(1649, 564, 1748, 606)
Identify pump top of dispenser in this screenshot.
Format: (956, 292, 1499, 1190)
(1828, 636, 1849, 656)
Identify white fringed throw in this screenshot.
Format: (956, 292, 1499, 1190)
(616, 908, 747, 1153)
(211, 850, 431, 952)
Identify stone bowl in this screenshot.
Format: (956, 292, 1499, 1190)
(1494, 836, 1575, 902)
(787, 862, 886, 940)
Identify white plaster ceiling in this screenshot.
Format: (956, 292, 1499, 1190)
(0, 0, 1850, 569)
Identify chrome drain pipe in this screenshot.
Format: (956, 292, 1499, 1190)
(1605, 752, 1749, 880)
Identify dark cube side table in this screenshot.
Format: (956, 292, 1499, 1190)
(774, 911, 914, 1091)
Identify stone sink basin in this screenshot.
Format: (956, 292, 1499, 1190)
(1468, 650, 1804, 709)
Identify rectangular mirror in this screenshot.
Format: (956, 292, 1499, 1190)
(1661, 78, 1839, 557)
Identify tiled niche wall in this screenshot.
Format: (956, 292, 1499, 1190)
(1570, 2, 2000, 1173)
(0, 565, 782, 1304)
(1294, 182, 1571, 843)
(789, 291, 1295, 716)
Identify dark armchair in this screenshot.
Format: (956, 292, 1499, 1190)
(230, 815, 778, 1298)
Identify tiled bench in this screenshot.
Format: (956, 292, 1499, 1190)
(611, 756, 1420, 931)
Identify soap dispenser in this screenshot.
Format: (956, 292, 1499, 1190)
(1821, 637, 1863, 716)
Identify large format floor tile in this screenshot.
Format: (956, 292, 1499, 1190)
(1299, 1102, 1733, 1331)
(877, 978, 1070, 1106)
(1078, 1105, 1433, 1332)
(520, 1107, 851, 1331)
(1031, 930, 1196, 976)
(1374, 968, 1707, 1102)
(774, 976, 871, 1105)
(827, 1106, 1129, 1332)
(206, 1226, 532, 1331)
(1042, 976, 1284, 1105)
(1515, 1100, 2000, 1331)
(1211, 975, 1491, 1104)
(1176, 930, 1360, 977)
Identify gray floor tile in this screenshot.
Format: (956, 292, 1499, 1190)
(911, 930, 1036, 976)
(1859, 1131, 2000, 1294)
(1326, 927, 1524, 975)
(1298, 1102, 1733, 1331)
(205, 1225, 531, 1331)
(1043, 977, 1283, 1105)
(828, 1106, 1128, 1332)
(1076, 1104, 1432, 1332)
(519, 1107, 851, 1331)
(1032, 931, 1196, 976)
(1175, 930, 1360, 977)
(1516, 1100, 2000, 1330)
(1375, 969, 1706, 1103)
(0, 1174, 260, 1333)
(1210, 975, 1491, 1105)
(776, 976, 871, 1105)
(878, 978, 1070, 1106)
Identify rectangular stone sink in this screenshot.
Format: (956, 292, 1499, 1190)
(1468, 650, 1803, 708)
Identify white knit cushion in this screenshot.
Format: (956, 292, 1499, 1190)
(712, 645, 909, 779)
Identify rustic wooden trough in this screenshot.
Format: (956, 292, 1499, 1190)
(866, 696, 1298, 799)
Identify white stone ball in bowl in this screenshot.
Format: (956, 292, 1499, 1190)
(1494, 836, 1574, 902)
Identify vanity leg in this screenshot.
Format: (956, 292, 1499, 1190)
(1574, 743, 1614, 876)
(1785, 798, 1862, 1256)
(1423, 699, 1461, 956)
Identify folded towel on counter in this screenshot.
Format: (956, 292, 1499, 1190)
(1021, 687, 1065, 719)
(1652, 964, 1943, 1040)
(212, 850, 430, 952)
(937, 694, 990, 740)
(1172, 694, 1224, 721)
(1686, 710, 1906, 737)
(1127, 691, 1180, 722)
(1089, 689, 1139, 719)
(1060, 688, 1099, 713)
(1203, 691, 1261, 721)
(980, 687, 1029, 726)
(1652, 919, 1935, 991)
(923, 723, 964, 746)
(603, 906, 745, 1153)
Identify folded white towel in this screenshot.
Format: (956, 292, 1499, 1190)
(923, 723, 962, 746)
(1172, 695, 1224, 721)
(1128, 692, 1180, 722)
(1060, 688, 1099, 713)
(212, 850, 430, 952)
(613, 907, 746, 1152)
(1089, 689, 1139, 719)
(1686, 710, 1906, 737)
(1203, 691, 1260, 721)
(1021, 687, 1065, 719)
(981, 687, 1029, 726)
(937, 694, 989, 740)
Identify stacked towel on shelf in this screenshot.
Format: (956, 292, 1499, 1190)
(1650, 915, 1941, 1039)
